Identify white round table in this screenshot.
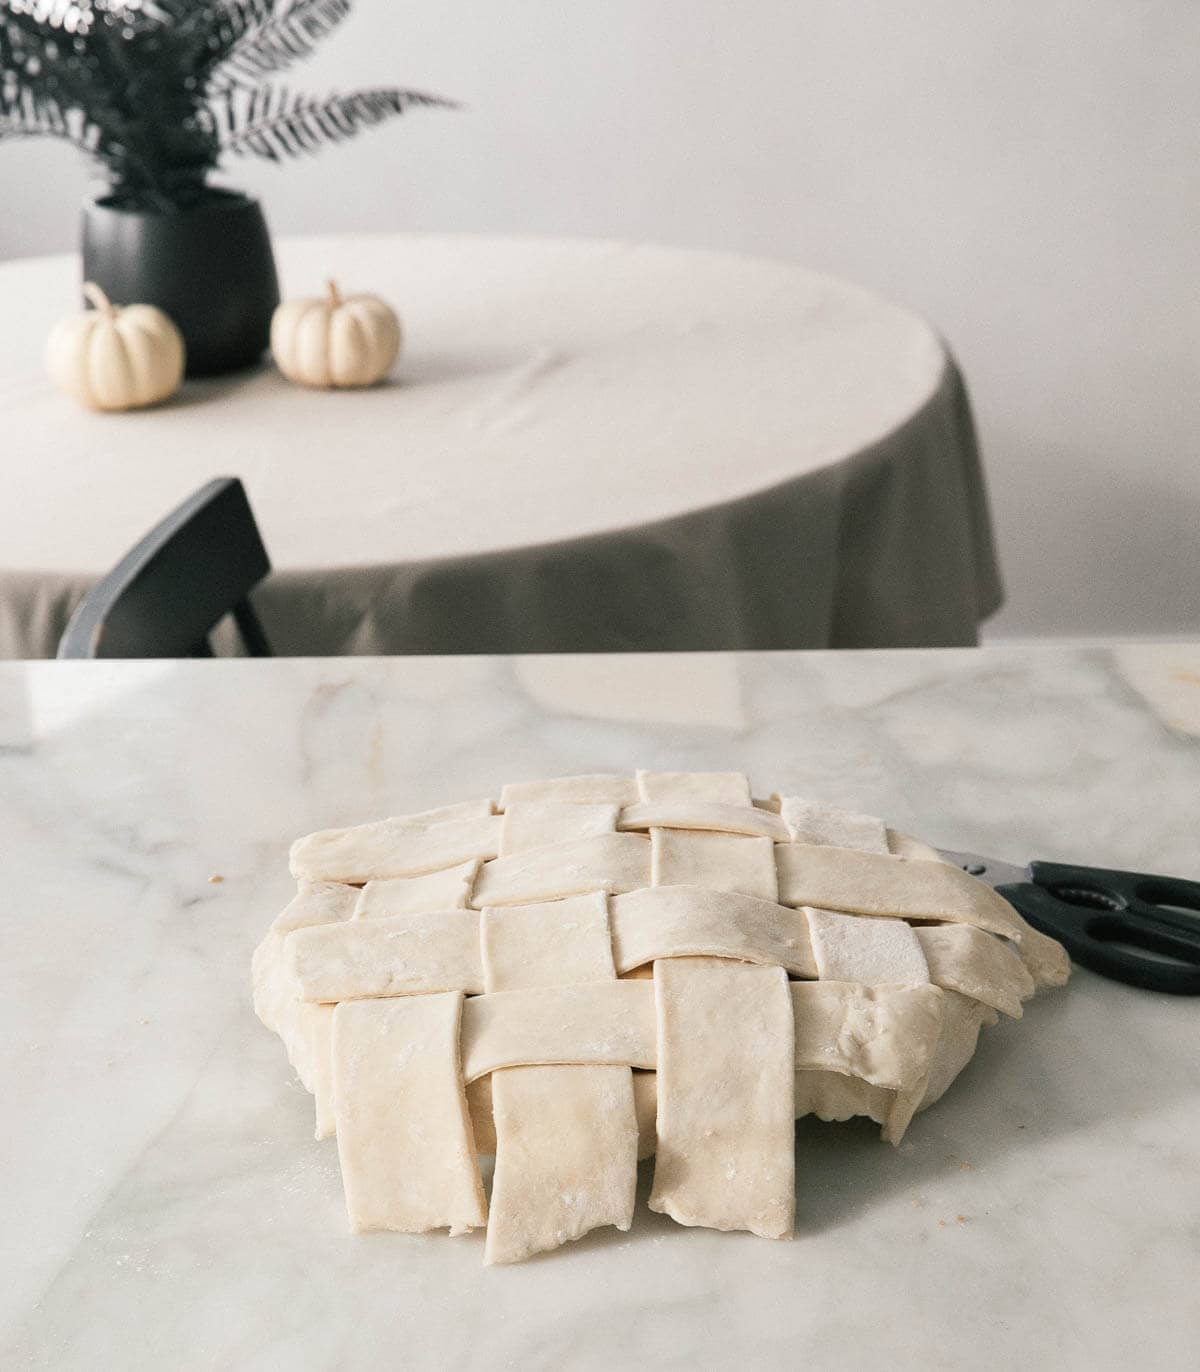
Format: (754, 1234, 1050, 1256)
(0, 235, 1001, 656)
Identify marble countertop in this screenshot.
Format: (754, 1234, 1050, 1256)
(3, 645, 1199, 1370)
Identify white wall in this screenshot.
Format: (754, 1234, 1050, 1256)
(3, 0, 1198, 639)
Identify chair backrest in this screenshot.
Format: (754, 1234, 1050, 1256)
(57, 477, 273, 659)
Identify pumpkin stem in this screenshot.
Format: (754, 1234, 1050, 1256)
(83, 282, 116, 314)
(326, 279, 342, 311)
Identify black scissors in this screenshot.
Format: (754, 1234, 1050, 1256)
(938, 851, 1200, 995)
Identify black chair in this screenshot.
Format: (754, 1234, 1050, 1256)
(57, 477, 273, 659)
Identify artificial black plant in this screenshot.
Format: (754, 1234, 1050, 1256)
(0, 0, 452, 211)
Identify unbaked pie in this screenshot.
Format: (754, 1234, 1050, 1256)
(253, 771, 1069, 1264)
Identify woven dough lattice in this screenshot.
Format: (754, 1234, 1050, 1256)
(253, 771, 1070, 1264)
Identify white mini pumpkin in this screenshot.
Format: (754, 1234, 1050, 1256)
(270, 279, 401, 389)
(45, 283, 185, 412)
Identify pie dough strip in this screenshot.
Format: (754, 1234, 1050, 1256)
(914, 923, 1034, 1018)
(252, 883, 354, 1034)
(271, 880, 361, 937)
(775, 797, 891, 854)
(651, 829, 780, 901)
(1009, 921, 1073, 989)
(805, 908, 931, 987)
(470, 832, 651, 907)
(770, 795, 944, 865)
(331, 993, 487, 1234)
(287, 908, 483, 1002)
(485, 1064, 636, 1264)
(290, 889, 1031, 1018)
(481, 893, 637, 1264)
(463, 1070, 671, 1167)
(252, 881, 357, 1140)
(460, 976, 953, 1101)
(290, 811, 501, 883)
(618, 801, 790, 842)
(460, 981, 657, 1082)
(353, 861, 479, 918)
(499, 802, 619, 857)
(790, 981, 944, 1093)
(480, 893, 616, 989)
(301, 1005, 337, 1142)
(649, 957, 795, 1238)
(610, 885, 819, 978)
(646, 805, 789, 1234)
(775, 844, 1027, 940)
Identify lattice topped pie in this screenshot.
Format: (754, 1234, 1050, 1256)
(253, 771, 1070, 1264)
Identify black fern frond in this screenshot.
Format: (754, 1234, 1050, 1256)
(189, 0, 276, 80)
(0, 1, 453, 208)
(2, 6, 140, 178)
(206, 0, 351, 91)
(0, 86, 103, 158)
(221, 84, 454, 161)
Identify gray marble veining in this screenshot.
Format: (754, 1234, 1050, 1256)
(2, 646, 1198, 1370)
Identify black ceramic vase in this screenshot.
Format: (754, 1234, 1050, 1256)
(82, 190, 280, 377)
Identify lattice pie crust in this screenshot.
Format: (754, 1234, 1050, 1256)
(253, 771, 1070, 1264)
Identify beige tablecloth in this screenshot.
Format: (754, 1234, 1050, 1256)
(0, 235, 1001, 656)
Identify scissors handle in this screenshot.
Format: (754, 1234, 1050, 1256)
(996, 860, 1200, 995)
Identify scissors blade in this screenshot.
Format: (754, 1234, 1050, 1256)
(937, 848, 1030, 890)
